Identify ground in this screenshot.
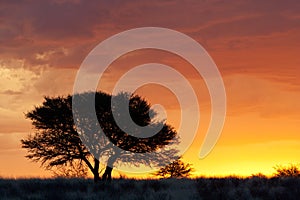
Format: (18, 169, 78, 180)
(0, 177, 299, 199)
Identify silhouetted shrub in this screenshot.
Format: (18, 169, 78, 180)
(273, 164, 300, 177)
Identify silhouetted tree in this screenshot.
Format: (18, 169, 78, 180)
(22, 91, 179, 182)
(273, 164, 300, 177)
(154, 158, 193, 178)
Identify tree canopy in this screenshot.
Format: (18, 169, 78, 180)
(22, 91, 179, 181)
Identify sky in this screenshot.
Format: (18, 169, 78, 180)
(0, 0, 300, 178)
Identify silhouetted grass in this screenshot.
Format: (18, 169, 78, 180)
(195, 177, 300, 200)
(0, 177, 299, 199)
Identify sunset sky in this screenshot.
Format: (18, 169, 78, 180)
(1, 0, 300, 178)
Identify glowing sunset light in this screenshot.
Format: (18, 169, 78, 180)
(0, 0, 299, 179)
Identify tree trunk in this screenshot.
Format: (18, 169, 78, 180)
(93, 158, 100, 183)
(102, 166, 113, 181)
(102, 148, 120, 181)
(81, 156, 100, 183)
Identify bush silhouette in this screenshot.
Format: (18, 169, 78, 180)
(273, 164, 300, 177)
(154, 158, 193, 178)
(51, 160, 89, 178)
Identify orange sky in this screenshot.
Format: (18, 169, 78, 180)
(0, 0, 300, 178)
